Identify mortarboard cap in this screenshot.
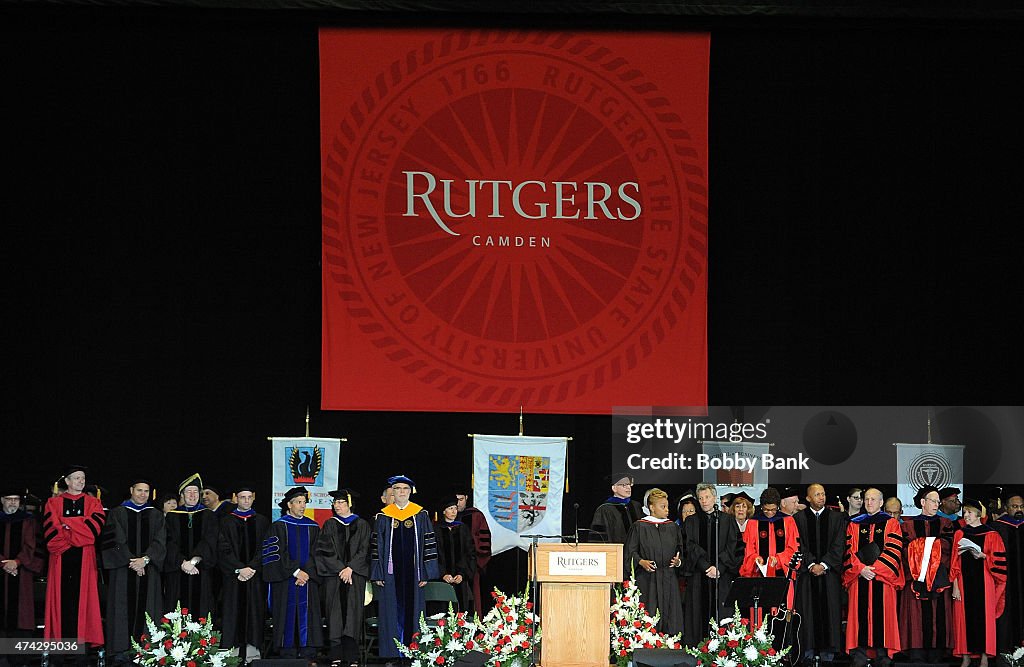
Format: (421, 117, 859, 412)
(329, 488, 358, 506)
(438, 496, 460, 512)
(604, 471, 635, 485)
(279, 486, 309, 510)
(178, 473, 204, 495)
(733, 491, 755, 505)
(780, 486, 801, 500)
(938, 487, 961, 500)
(387, 475, 416, 493)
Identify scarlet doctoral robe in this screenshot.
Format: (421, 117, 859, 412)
(843, 512, 905, 653)
(950, 525, 1006, 657)
(43, 492, 105, 645)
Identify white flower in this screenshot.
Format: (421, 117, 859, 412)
(412, 662, 423, 667)
(1013, 648, 1024, 662)
(164, 612, 180, 621)
(708, 639, 720, 652)
(754, 630, 767, 643)
(210, 654, 225, 667)
(151, 630, 166, 642)
(185, 621, 202, 633)
(445, 639, 464, 652)
(169, 646, 186, 662)
(152, 647, 167, 659)
(745, 645, 760, 661)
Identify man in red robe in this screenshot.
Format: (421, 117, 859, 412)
(455, 487, 491, 617)
(2, 488, 45, 667)
(43, 465, 105, 648)
(843, 487, 905, 667)
(900, 485, 955, 663)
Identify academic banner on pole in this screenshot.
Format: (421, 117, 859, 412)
(701, 440, 771, 500)
(270, 437, 341, 522)
(320, 29, 709, 414)
(895, 442, 964, 513)
(473, 434, 567, 554)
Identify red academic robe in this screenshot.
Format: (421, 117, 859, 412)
(458, 506, 491, 617)
(899, 514, 955, 652)
(43, 493, 105, 645)
(950, 526, 1006, 657)
(843, 513, 905, 654)
(1, 511, 45, 630)
(740, 514, 800, 609)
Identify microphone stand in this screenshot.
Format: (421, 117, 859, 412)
(711, 506, 720, 624)
(521, 533, 579, 667)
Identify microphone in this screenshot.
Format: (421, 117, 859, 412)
(573, 502, 580, 543)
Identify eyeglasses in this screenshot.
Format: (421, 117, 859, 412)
(849, 495, 862, 501)
(614, 482, 633, 487)
(762, 506, 778, 514)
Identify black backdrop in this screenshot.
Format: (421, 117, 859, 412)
(3, 5, 1022, 593)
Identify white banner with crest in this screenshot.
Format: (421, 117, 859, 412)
(895, 442, 964, 513)
(472, 434, 567, 555)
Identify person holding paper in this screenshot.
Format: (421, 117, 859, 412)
(950, 498, 1006, 667)
(740, 487, 800, 603)
(899, 485, 955, 663)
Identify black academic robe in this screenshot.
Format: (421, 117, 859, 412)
(315, 514, 370, 651)
(625, 517, 684, 635)
(262, 515, 323, 651)
(899, 514, 955, 653)
(163, 505, 219, 618)
(793, 507, 846, 656)
(1, 510, 44, 632)
(993, 515, 1023, 655)
(217, 509, 270, 652)
(434, 519, 476, 613)
(100, 503, 166, 653)
(681, 509, 739, 646)
(592, 498, 644, 545)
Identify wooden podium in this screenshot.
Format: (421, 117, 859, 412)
(529, 542, 623, 667)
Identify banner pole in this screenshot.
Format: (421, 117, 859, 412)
(519, 405, 524, 437)
(305, 406, 310, 438)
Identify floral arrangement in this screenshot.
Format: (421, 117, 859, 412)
(132, 603, 238, 667)
(478, 588, 540, 666)
(685, 603, 789, 667)
(1002, 646, 1024, 667)
(394, 588, 540, 667)
(610, 575, 682, 667)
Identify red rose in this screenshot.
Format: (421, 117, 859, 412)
(521, 641, 529, 649)
(633, 621, 642, 628)
(161, 617, 169, 624)
(656, 640, 663, 648)
(760, 650, 767, 656)
(187, 660, 196, 667)
(181, 608, 189, 615)
(453, 632, 461, 639)
(434, 638, 442, 646)
(179, 632, 187, 639)
(210, 636, 218, 644)
(524, 618, 533, 625)
(437, 619, 446, 627)
(526, 601, 534, 610)
(144, 644, 151, 650)
(159, 659, 166, 666)
(619, 650, 628, 657)
(506, 615, 514, 623)
(163, 640, 173, 649)
(199, 639, 208, 647)
(719, 628, 728, 635)
(501, 605, 510, 613)
(619, 619, 628, 627)
(768, 648, 777, 656)
(718, 651, 728, 658)
(728, 640, 739, 648)
(465, 641, 475, 650)
(644, 642, 653, 649)
(141, 634, 148, 641)
(435, 657, 445, 665)
(458, 619, 466, 627)
(413, 632, 420, 639)
(199, 617, 206, 624)
(638, 603, 645, 609)
(410, 643, 419, 650)
(197, 649, 205, 656)
(623, 596, 631, 602)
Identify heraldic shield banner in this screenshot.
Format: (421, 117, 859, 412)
(473, 434, 567, 554)
(895, 442, 964, 512)
(320, 28, 709, 414)
(271, 437, 341, 521)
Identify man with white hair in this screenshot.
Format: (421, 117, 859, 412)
(681, 483, 739, 646)
(1, 487, 44, 667)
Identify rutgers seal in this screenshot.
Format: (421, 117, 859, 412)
(322, 31, 708, 409)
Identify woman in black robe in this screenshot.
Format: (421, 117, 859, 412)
(434, 496, 476, 613)
(625, 488, 684, 635)
(315, 489, 370, 667)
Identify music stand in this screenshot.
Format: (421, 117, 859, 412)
(725, 577, 789, 624)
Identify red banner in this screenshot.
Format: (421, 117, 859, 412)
(321, 29, 709, 413)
